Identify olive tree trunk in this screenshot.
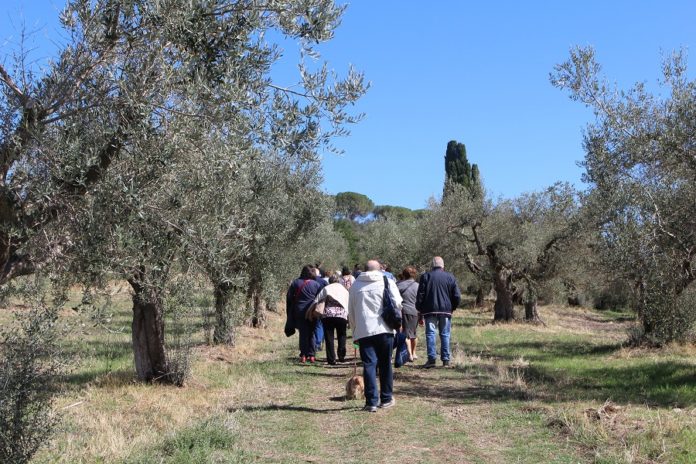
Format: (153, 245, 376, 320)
(213, 281, 236, 345)
(247, 274, 267, 328)
(524, 299, 540, 322)
(475, 287, 485, 307)
(524, 284, 542, 323)
(250, 292, 267, 328)
(128, 277, 168, 382)
(493, 267, 515, 321)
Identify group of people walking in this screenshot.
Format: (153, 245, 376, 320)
(286, 257, 461, 412)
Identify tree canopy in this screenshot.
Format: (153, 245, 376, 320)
(444, 140, 480, 197)
(552, 46, 696, 343)
(334, 191, 375, 221)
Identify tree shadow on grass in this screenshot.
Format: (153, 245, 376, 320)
(524, 361, 696, 407)
(227, 403, 355, 414)
(298, 370, 355, 380)
(455, 339, 623, 363)
(450, 317, 483, 329)
(449, 337, 696, 407)
(284, 356, 362, 366)
(62, 366, 137, 388)
(60, 339, 134, 387)
(393, 369, 529, 405)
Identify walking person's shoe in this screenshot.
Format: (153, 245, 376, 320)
(299, 355, 306, 364)
(309, 356, 316, 363)
(422, 358, 436, 369)
(442, 360, 450, 367)
(378, 398, 396, 409)
(362, 405, 377, 413)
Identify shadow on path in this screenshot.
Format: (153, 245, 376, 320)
(227, 403, 355, 414)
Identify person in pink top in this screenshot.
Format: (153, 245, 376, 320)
(339, 266, 356, 290)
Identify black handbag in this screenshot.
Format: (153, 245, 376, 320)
(284, 319, 296, 337)
(380, 276, 402, 331)
(393, 331, 409, 368)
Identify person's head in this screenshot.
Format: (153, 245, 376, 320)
(342, 266, 351, 276)
(401, 266, 417, 280)
(432, 256, 445, 269)
(378, 260, 387, 271)
(300, 265, 314, 279)
(366, 259, 381, 271)
(328, 275, 339, 284)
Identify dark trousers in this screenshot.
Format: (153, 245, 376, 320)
(358, 333, 394, 407)
(322, 317, 347, 363)
(294, 315, 316, 357)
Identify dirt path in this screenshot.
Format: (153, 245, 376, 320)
(220, 311, 590, 463)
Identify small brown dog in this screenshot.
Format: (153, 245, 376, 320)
(345, 375, 364, 400)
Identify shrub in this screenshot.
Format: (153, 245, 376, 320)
(592, 281, 631, 311)
(0, 306, 64, 464)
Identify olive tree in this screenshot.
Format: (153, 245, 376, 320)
(357, 215, 427, 273)
(552, 47, 696, 343)
(199, 154, 345, 344)
(435, 182, 579, 322)
(1, 0, 365, 382)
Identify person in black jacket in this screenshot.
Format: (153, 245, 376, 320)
(416, 257, 461, 368)
(286, 265, 326, 363)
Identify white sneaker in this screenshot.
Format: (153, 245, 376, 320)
(379, 399, 396, 409)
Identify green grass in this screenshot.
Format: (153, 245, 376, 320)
(455, 311, 696, 407)
(447, 308, 696, 463)
(11, 290, 695, 463)
(123, 416, 251, 464)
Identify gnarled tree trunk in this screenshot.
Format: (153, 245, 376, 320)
(213, 280, 235, 345)
(128, 276, 168, 382)
(524, 299, 540, 321)
(246, 272, 267, 328)
(475, 287, 485, 307)
(493, 267, 515, 321)
(524, 284, 542, 323)
(250, 292, 267, 328)
(0, 241, 35, 286)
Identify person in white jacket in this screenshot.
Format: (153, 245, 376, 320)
(348, 260, 403, 412)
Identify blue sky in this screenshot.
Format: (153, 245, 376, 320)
(2, 1, 695, 209)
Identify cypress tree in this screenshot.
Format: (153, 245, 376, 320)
(444, 140, 480, 197)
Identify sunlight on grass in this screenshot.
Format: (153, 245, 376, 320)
(21, 293, 696, 463)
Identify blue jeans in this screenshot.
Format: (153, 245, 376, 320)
(424, 315, 451, 362)
(314, 319, 324, 351)
(358, 333, 394, 407)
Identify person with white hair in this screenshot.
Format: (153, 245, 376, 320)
(348, 259, 403, 412)
(416, 256, 461, 368)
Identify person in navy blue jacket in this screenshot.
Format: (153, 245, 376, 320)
(416, 257, 461, 368)
(287, 265, 326, 363)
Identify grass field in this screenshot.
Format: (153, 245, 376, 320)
(5, 287, 694, 463)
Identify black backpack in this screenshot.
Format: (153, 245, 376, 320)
(380, 276, 402, 331)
